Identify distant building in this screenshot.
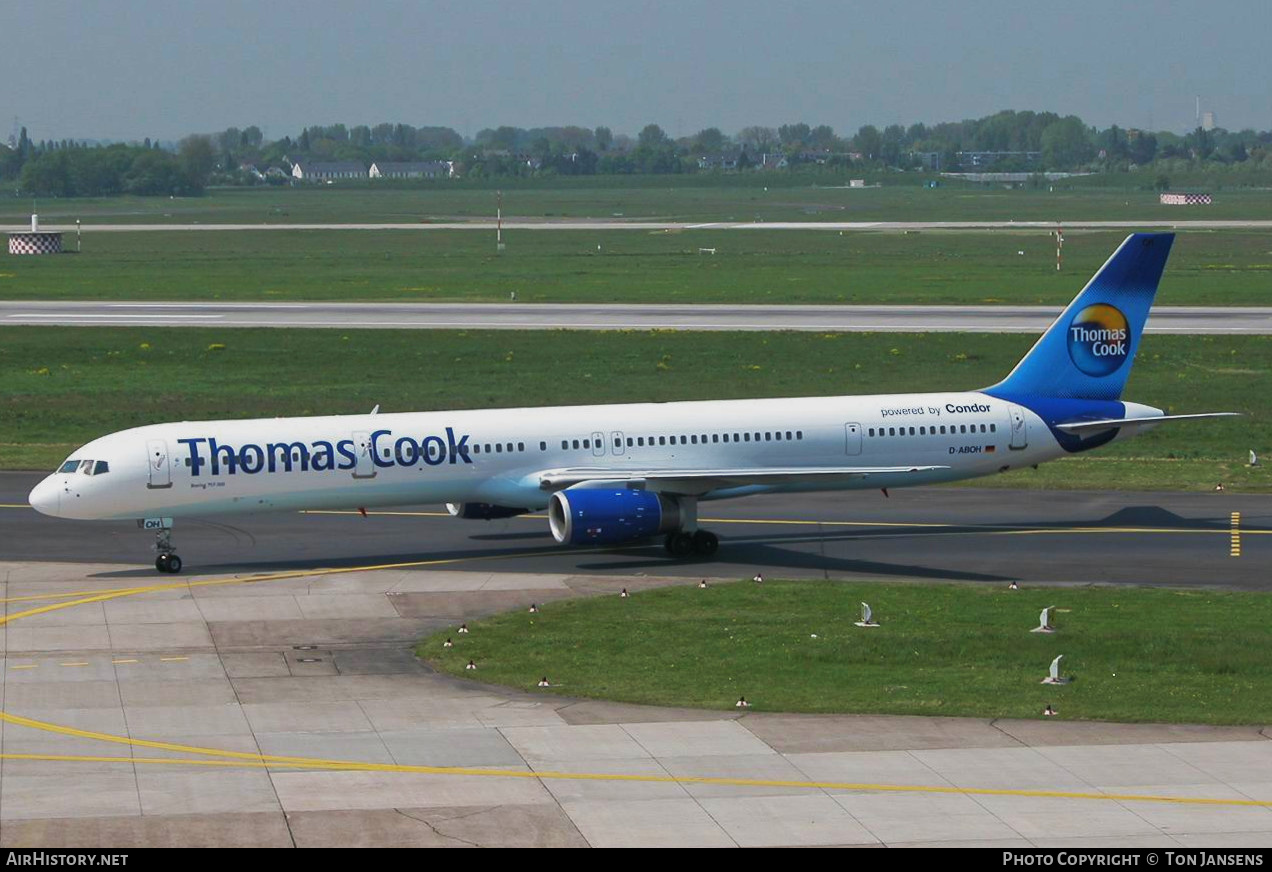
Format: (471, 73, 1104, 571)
(696, 154, 739, 171)
(911, 151, 942, 171)
(757, 153, 789, 171)
(1202, 111, 1216, 131)
(955, 151, 1041, 168)
(291, 161, 367, 181)
(369, 161, 452, 179)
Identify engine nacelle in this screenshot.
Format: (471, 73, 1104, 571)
(445, 502, 530, 521)
(548, 488, 681, 546)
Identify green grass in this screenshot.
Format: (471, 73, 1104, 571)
(419, 578, 1272, 724)
(1, 327, 1267, 491)
(6, 180, 1272, 225)
(3, 229, 1271, 305)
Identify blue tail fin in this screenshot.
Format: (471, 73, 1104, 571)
(985, 233, 1174, 401)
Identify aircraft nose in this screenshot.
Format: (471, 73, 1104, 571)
(28, 477, 61, 517)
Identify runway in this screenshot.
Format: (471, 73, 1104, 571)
(6, 219, 1272, 232)
(2, 476, 1272, 846)
(2, 473, 1267, 586)
(6, 301, 1272, 333)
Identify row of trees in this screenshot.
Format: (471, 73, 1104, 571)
(2, 130, 216, 197)
(6, 111, 1272, 196)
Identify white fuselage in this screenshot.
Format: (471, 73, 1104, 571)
(30, 390, 1081, 522)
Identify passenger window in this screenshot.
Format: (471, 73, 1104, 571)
(540, 442, 547, 451)
(869, 428, 875, 437)
(712, 434, 719, 443)
(786, 431, 792, 440)
(583, 439, 590, 449)
(908, 427, 914, 436)
(473, 445, 481, 454)
(495, 443, 503, 453)
(561, 440, 568, 450)
(980, 424, 987, 433)
(573, 440, 580, 449)
(638, 437, 645, 446)
(517, 443, 523, 452)
(754, 433, 761, 441)
(765, 433, 772, 441)
(626, 438, 633, 447)
(659, 436, 666, 446)
(796, 431, 803, 439)
(680, 435, 687, 445)
(744, 433, 751, 442)
(960, 425, 966, 434)
(940, 426, 946, 435)
(990, 424, 996, 433)
(691, 435, 698, 444)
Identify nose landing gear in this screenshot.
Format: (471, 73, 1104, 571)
(152, 526, 182, 574)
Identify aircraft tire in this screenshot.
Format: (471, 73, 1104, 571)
(664, 531, 694, 558)
(691, 530, 719, 557)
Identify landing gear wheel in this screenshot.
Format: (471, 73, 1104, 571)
(155, 553, 182, 574)
(664, 531, 694, 558)
(691, 530, 719, 557)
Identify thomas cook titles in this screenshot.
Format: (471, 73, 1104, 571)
(177, 428, 472, 476)
(1067, 303, 1130, 377)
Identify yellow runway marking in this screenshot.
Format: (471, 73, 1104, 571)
(1232, 512, 1242, 557)
(58, 662, 89, 668)
(1, 512, 1267, 810)
(9, 665, 38, 670)
(112, 659, 138, 665)
(159, 656, 188, 662)
(0, 745, 1270, 809)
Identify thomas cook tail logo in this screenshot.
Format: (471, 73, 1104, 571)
(1067, 303, 1130, 377)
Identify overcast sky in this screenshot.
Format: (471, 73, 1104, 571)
(3, 0, 1268, 143)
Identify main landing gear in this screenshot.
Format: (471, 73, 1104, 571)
(663, 529, 720, 558)
(661, 496, 720, 558)
(153, 526, 182, 574)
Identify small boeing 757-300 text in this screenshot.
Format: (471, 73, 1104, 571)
(29, 233, 1235, 573)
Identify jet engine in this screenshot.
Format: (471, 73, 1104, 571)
(445, 502, 530, 521)
(548, 487, 681, 546)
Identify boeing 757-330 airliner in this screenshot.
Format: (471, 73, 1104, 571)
(28, 233, 1235, 573)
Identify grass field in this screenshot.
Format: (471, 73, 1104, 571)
(418, 578, 1272, 724)
(1, 327, 1266, 491)
(5, 180, 1272, 226)
(3, 228, 1270, 305)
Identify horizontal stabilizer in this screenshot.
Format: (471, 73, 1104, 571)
(539, 465, 949, 494)
(1054, 412, 1240, 433)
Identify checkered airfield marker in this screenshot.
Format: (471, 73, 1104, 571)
(7, 231, 63, 255)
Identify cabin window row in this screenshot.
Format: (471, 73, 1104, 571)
(868, 423, 996, 437)
(558, 430, 805, 450)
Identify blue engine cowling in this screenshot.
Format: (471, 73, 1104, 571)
(548, 488, 681, 546)
(446, 502, 530, 521)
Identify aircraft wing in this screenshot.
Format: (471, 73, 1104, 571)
(1055, 412, 1240, 434)
(537, 465, 948, 495)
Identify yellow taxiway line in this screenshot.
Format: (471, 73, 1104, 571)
(2, 731, 1272, 810)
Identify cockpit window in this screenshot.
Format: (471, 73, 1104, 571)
(58, 460, 79, 473)
(79, 460, 95, 475)
(93, 461, 110, 476)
